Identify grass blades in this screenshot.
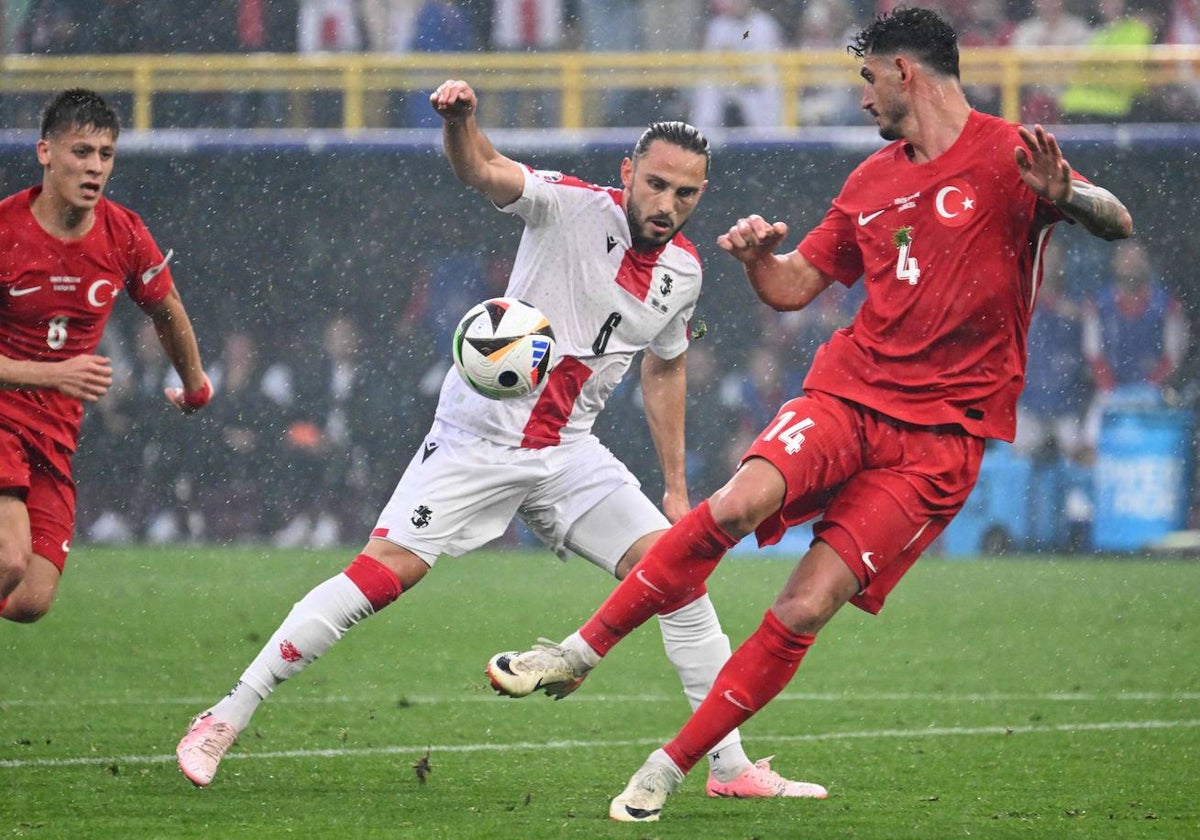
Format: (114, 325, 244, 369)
(2, 546, 1199, 838)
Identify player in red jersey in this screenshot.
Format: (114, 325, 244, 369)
(0, 89, 211, 623)
(487, 7, 1133, 822)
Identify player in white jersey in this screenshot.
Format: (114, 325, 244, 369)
(177, 78, 816, 800)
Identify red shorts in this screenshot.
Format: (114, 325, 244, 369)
(0, 423, 76, 572)
(742, 390, 985, 614)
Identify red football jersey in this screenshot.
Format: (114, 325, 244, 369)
(0, 186, 174, 452)
(799, 110, 1070, 441)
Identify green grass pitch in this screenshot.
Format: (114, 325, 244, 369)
(2, 545, 1198, 839)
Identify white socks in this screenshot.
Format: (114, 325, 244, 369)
(655, 593, 752, 779)
(210, 572, 374, 731)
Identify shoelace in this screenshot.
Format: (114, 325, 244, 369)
(744, 757, 788, 793)
(192, 721, 237, 759)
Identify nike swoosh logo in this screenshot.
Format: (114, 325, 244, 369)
(635, 568, 665, 594)
(858, 209, 886, 225)
(9, 286, 40, 297)
(722, 689, 753, 711)
(861, 551, 877, 573)
(141, 249, 174, 284)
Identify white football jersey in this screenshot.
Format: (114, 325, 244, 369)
(435, 164, 702, 448)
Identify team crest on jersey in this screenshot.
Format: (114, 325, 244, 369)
(532, 169, 564, 183)
(932, 180, 977, 229)
(86, 278, 120, 308)
(648, 269, 675, 314)
(411, 504, 433, 528)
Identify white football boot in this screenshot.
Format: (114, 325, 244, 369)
(485, 639, 590, 699)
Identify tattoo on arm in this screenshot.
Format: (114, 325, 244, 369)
(1058, 181, 1132, 241)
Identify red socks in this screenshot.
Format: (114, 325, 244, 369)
(343, 554, 403, 610)
(581, 501, 736, 656)
(664, 610, 815, 773)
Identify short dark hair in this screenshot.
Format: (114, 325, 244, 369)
(40, 88, 121, 140)
(634, 121, 711, 175)
(849, 6, 960, 80)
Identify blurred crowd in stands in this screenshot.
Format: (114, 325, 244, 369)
(71, 226, 1188, 550)
(4, 0, 1200, 127)
(0, 0, 1194, 549)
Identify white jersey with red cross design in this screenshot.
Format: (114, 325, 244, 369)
(434, 164, 702, 449)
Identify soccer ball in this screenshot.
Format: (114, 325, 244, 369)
(452, 297, 555, 399)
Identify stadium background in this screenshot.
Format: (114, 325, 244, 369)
(0, 0, 1197, 554)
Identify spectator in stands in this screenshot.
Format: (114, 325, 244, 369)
(402, 0, 480, 127)
(227, 0, 299, 127)
(577, 0, 644, 126)
(793, 0, 862, 126)
(298, 0, 363, 51)
(679, 340, 739, 499)
(642, 0, 706, 55)
(22, 0, 86, 54)
(692, 0, 786, 129)
(1166, 0, 1200, 43)
(1160, 0, 1200, 119)
(272, 313, 370, 548)
(1010, 0, 1093, 48)
(490, 0, 567, 126)
(1082, 237, 1189, 447)
(946, 0, 1014, 114)
(76, 323, 138, 544)
(298, 0, 365, 126)
(198, 329, 286, 543)
(952, 0, 1014, 47)
(718, 345, 790, 463)
(1013, 238, 1091, 462)
(124, 321, 206, 544)
(360, 0, 421, 51)
(1059, 0, 1164, 123)
(1009, 0, 1094, 122)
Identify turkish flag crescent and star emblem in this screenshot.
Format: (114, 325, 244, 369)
(932, 180, 977, 228)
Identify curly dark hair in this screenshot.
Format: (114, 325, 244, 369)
(848, 6, 960, 80)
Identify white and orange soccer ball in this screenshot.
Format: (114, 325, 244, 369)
(452, 297, 555, 400)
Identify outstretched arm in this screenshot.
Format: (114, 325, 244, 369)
(640, 350, 690, 524)
(145, 287, 211, 413)
(430, 79, 525, 208)
(718, 215, 835, 311)
(1016, 124, 1133, 241)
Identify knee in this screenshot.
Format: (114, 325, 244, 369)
(3, 594, 51, 624)
(707, 486, 773, 539)
(0, 546, 31, 592)
(707, 460, 787, 538)
(361, 539, 428, 591)
(771, 593, 835, 636)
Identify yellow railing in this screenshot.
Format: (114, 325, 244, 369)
(2, 46, 1199, 130)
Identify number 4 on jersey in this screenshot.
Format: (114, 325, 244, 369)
(762, 411, 816, 455)
(892, 225, 921, 286)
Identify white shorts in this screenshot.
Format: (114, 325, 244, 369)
(372, 419, 669, 574)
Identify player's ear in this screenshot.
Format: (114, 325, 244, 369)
(895, 56, 912, 85)
(620, 156, 634, 189)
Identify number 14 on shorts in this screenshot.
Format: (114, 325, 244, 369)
(762, 412, 816, 455)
